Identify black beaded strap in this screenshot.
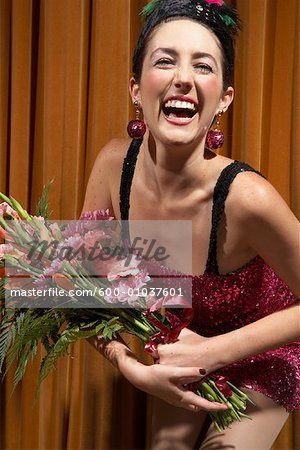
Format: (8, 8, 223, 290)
(205, 160, 267, 275)
(119, 138, 143, 220)
(119, 144, 267, 275)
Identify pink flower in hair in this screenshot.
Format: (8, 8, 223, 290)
(205, 0, 223, 5)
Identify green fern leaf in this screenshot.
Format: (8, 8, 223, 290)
(5, 309, 64, 384)
(0, 322, 16, 372)
(35, 180, 54, 219)
(0, 310, 23, 373)
(30, 339, 38, 360)
(13, 344, 33, 387)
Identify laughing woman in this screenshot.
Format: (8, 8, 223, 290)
(82, 1, 300, 448)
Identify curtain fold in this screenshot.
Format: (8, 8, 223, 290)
(0, 1, 299, 449)
(0, 0, 11, 194)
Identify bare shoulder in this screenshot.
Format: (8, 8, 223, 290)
(225, 168, 292, 221)
(93, 138, 131, 171)
(82, 138, 131, 214)
(224, 167, 300, 297)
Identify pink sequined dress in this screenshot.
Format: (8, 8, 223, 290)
(119, 139, 300, 411)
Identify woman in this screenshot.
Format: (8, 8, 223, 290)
(82, 0, 300, 448)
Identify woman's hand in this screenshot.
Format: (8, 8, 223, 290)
(157, 328, 224, 374)
(117, 349, 228, 413)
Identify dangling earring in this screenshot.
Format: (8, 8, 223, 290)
(206, 111, 224, 150)
(127, 100, 146, 139)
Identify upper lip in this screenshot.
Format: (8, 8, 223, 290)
(162, 95, 199, 109)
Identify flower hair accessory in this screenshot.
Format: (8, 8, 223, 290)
(135, 0, 240, 87)
(141, 0, 237, 30)
(205, 0, 223, 5)
(141, 0, 162, 17)
(142, 0, 225, 13)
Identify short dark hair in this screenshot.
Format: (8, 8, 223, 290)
(132, 0, 241, 89)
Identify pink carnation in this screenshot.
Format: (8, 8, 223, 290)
(105, 268, 150, 307)
(80, 209, 115, 221)
(146, 294, 191, 310)
(0, 202, 21, 219)
(107, 255, 141, 282)
(64, 210, 115, 240)
(0, 243, 13, 260)
(0, 243, 26, 261)
(82, 229, 107, 250)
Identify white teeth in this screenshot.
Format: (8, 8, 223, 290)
(164, 100, 196, 110)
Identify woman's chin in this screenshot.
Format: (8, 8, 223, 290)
(157, 131, 202, 148)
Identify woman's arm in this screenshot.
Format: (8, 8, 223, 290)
(90, 333, 228, 412)
(217, 172, 300, 366)
(235, 171, 300, 298)
(158, 172, 300, 371)
(81, 140, 116, 214)
(81, 140, 227, 412)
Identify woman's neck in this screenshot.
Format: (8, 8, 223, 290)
(139, 133, 217, 198)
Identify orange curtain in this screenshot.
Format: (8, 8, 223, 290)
(0, 0, 299, 449)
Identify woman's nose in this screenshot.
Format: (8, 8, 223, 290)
(173, 66, 193, 90)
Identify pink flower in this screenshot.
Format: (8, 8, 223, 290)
(0, 202, 21, 219)
(205, 0, 223, 5)
(107, 255, 141, 282)
(82, 229, 106, 251)
(146, 294, 191, 310)
(0, 243, 26, 261)
(55, 235, 83, 263)
(105, 268, 150, 307)
(0, 226, 9, 243)
(49, 222, 63, 240)
(64, 210, 115, 240)
(0, 244, 12, 260)
(23, 221, 42, 236)
(80, 209, 115, 221)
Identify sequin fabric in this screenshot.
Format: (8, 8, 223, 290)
(191, 255, 300, 411)
(119, 141, 300, 411)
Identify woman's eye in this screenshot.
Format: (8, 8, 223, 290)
(195, 64, 213, 73)
(155, 58, 174, 66)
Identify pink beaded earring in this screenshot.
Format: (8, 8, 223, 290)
(127, 100, 146, 139)
(206, 111, 224, 150)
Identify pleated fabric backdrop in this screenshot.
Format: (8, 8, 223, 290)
(0, 0, 299, 449)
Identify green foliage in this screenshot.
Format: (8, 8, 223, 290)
(0, 300, 136, 393)
(96, 317, 124, 341)
(4, 309, 64, 389)
(36, 317, 124, 395)
(35, 180, 54, 219)
(0, 303, 125, 394)
(0, 193, 30, 219)
(0, 313, 17, 373)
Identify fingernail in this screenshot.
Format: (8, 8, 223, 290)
(199, 368, 206, 375)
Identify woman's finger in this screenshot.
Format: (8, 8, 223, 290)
(175, 389, 228, 412)
(170, 366, 206, 383)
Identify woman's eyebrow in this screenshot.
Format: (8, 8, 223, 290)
(150, 48, 218, 65)
(193, 52, 218, 66)
(150, 47, 177, 58)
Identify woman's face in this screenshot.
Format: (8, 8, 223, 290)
(130, 19, 234, 148)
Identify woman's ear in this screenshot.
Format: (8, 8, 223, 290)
(218, 86, 234, 113)
(129, 77, 141, 105)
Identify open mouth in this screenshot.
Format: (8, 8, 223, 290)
(162, 99, 198, 120)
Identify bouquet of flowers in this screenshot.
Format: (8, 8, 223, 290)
(0, 186, 253, 431)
